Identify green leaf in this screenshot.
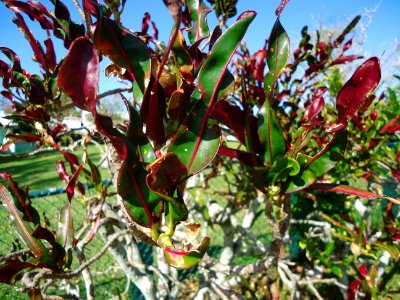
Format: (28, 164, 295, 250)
(207, 0, 238, 21)
(124, 98, 156, 164)
(158, 201, 189, 248)
(257, 99, 286, 166)
(172, 30, 194, 84)
(330, 265, 343, 277)
(163, 237, 210, 269)
(264, 18, 289, 97)
(198, 11, 256, 105)
(82, 157, 102, 192)
(169, 101, 220, 175)
(186, 0, 211, 44)
(117, 161, 161, 228)
(94, 18, 150, 93)
(373, 242, 400, 259)
(0, 183, 49, 258)
(170, 11, 255, 175)
(286, 131, 348, 193)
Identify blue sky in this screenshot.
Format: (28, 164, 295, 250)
(0, 0, 399, 95)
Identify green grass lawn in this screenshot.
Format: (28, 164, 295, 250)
(0, 144, 110, 191)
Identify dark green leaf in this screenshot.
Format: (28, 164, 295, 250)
(257, 99, 286, 166)
(94, 19, 150, 93)
(286, 131, 347, 193)
(118, 161, 161, 228)
(186, 0, 211, 44)
(264, 18, 289, 97)
(169, 101, 220, 175)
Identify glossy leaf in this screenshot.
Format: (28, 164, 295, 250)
(169, 101, 220, 175)
(186, 0, 211, 44)
(163, 237, 210, 269)
(57, 37, 99, 111)
(275, 0, 289, 17)
(118, 161, 161, 228)
(198, 11, 256, 105)
(94, 18, 150, 93)
(303, 87, 327, 125)
(211, 99, 259, 149)
(264, 18, 289, 97)
(257, 99, 286, 166)
(123, 96, 156, 164)
(0, 46, 21, 71)
(140, 76, 166, 147)
(44, 37, 57, 70)
(172, 30, 194, 83)
(0, 183, 49, 258)
(167, 85, 193, 132)
(4, 0, 53, 30)
(13, 14, 48, 71)
(93, 113, 128, 161)
(286, 130, 347, 193)
(209, 25, 222, 52)
(334, 57, 381, 130)
(174, 11, 255, 174)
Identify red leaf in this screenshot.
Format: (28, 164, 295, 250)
(57, 37, 99, 111)
(309, 183, 380, 199)
(146, 153, 187, 197)
(217, 147, 261, 167)
(0, 47, 21, 71)
(358, 264, 368, 277)
(210, 100, 259, 148)
(275, 0, 290, 17)
(56, 160, 71, 183)
(335, 57, 381, 128)
(13, 14, 48, 70)
(140, 76, 166, 148)
(0, 260, 36, 283)
(44, 37, 57, 70)
(379, 116, 400, 134)
(151, 21, 159, 40)
(4, 0, 53, 30)
(142, 12, 151, 33)
(343, 39, 352, 52)
(82, 0, 100, 17)
(329, 55, 363, 67)
(93, 113, 128, 161)
(347, 279, 362, 300)
(84, 195, 105, 244)
(303, 87, 327, 125)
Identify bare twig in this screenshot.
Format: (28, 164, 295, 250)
(0, 249, 31, 262)
(97, 87, 132, 100)
(297, 278, 348, 291)
(53, 229, 130, 279)
(70, 0, 85, 21)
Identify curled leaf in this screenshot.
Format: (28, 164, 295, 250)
(163, 237, 210, 269)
